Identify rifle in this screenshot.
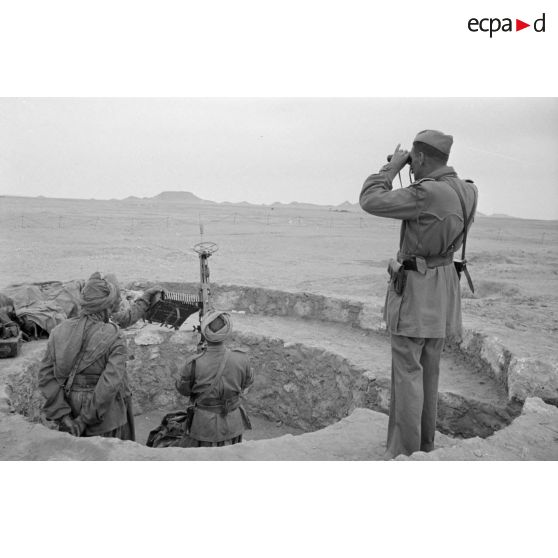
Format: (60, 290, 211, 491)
(144, 241, 219, 351)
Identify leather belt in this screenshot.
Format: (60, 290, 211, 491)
(196, 396, 241, 415)
(399, 253, 453, 270)
(71, 374, 101, 388)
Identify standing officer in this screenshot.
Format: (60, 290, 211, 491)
(176, 311, 253, 447)
(359, 130, 478, 458)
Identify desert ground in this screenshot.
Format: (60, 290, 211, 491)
(0, 193, 557, 458)
(1, 193, 557, 359)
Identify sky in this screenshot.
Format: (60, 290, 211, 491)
(0, 97, 557, 220)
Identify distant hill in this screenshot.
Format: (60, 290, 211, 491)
(268, 201, 328, 210)
(150, 191, 213, 204)
(489, 213, 519, 219)
(337, 201, 359, 211)
(222, 200, 255, 206)
(3, 193, 545, 220)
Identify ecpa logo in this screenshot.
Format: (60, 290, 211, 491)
(468, 12, 546, 37)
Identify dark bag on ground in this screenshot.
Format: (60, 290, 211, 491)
(146, 410, 197, 448)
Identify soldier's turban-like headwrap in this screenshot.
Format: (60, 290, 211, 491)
(201, 310, 233, 342)
(79, 272, 120, 315)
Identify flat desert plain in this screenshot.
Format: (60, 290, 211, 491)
(1, 194, 557, 363)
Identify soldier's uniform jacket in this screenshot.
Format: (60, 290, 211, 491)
(39, 315, 129, 435)
(360, 165, 478, 338)
(176, 344, 254, 443)
(38, 298, 148, 436)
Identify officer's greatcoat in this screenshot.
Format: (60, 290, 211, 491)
(360, 165, 478, 339)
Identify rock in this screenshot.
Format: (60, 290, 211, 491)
(508, 359, 558, 403)
(282, 382, 298, 394)
(169, 331, 196, 346)
(0, 385, 11, 413)
(322, 299, 350, 323)
(134, 329, 165, 346)
(523, 396, 558, 415)
(358, 302, 383, 331)
(293, 299, 313, 318)
(459, 331, 511, 385)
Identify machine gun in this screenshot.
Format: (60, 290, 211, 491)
(144, 241, 218, 349)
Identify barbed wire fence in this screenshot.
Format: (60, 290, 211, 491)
(1, 209, 556, 245)
(1, 209, 400, 232)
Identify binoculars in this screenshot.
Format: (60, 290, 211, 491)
(387, 154, 412, 166)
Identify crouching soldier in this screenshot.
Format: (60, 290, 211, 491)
(176, 311, 253, 447)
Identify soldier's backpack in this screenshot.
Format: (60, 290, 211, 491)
(146, 411, 197, 448)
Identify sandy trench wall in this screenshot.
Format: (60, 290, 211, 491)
(133, 281, 385, 331)
(228, 332, 381, 431)
(131, 281, 558, 404)
(124, 282, 522, 436)
(124, 327, 382, 431)
(4, 327, 383, 433)
(6, 325, 519, 439)
(3, 282, 550, 439)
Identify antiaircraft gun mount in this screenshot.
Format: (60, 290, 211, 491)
(143, 241, 218, 335)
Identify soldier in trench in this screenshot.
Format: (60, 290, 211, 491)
(175, 311, 254, 447)
(38, 272, 162, 440)
(359, 130, 478, 458)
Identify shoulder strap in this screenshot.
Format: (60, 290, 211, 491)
(398, 221, 406, 250)
(187, 350, 205, 391)
(194, 349, 230, 403)
(62, 323, 120, 396)
(63, 341, 88, 397)
(444, 179, 477, 259)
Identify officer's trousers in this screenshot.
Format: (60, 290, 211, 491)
(385, 334, 445, 458)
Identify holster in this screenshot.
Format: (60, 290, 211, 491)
(387, 259, 407, 296)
